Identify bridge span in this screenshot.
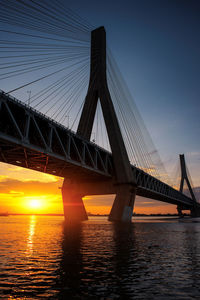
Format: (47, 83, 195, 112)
(0, 90, 198, 219)
(0, 27, 199, 222)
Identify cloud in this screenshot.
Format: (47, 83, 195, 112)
(0, 162, 60, 183)
(83, 194, 174, 209)
(135, 196, 171, 208)
(83, 195, 114, 207)
(0, 177, 63, 196)
(9, 190, 24, 195)
(0, 175, 8, 181)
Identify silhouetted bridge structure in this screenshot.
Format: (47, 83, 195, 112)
(0, 87, 198, 219)
(0, 26, 199, 222)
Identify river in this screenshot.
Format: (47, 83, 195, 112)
(0, 215, 200, 299)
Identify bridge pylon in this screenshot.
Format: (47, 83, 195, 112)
(177, 154, 200, 217)
(62, 179, 88, 222)
(62, 27, 136, 222)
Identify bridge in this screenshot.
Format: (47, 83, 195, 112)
(0, 2, 199, 222)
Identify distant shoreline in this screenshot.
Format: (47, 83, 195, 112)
(0, 213, 189, 217)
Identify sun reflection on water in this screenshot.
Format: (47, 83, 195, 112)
(26, 215, 36, 256)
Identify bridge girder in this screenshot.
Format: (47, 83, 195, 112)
(0, 90, 196, 216)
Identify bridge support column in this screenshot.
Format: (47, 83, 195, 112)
(190, 206, 200, 218)
(77, 27, 136, 223)
(62, 179, 88, 222)
(109, 184, 136, 222)
(177, 205, 183, 217)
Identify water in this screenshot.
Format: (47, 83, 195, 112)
(1, 216, 200, 299)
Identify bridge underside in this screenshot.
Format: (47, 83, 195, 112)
(0, 137, 193, 213)
(61, 178, 194, 209)
(0, 137, 106, 182)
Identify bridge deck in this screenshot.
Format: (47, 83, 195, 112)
(0, 90, 197, 209)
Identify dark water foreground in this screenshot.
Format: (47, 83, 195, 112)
(0, 216, 200, 299)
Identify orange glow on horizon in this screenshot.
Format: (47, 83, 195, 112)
(0, 162, 190, 216)
(133, 205, 177, 215)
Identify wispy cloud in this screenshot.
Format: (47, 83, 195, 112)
(0, 162, 60, 183)
(0, 178, 62, 196)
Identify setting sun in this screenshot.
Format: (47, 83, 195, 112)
(29, 198, 42, 209)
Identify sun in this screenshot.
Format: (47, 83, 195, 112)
(22, 196, 47, 214)
(29, 198, 42, 209)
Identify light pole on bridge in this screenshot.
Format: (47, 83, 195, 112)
(27, 91, 31, 106)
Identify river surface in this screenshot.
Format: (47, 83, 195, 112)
(1, 215, 200, 299)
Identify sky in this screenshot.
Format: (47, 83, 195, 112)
(71, 0, 200, 168)
(0, 0, 199, 215)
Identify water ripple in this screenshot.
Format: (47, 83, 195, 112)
(1, 216, 200, 299)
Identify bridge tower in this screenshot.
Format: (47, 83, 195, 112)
(62, 27, 136, 222)
(177, 154, 200, 217)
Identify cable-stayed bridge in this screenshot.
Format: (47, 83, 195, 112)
(0, 0, 199, 221)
